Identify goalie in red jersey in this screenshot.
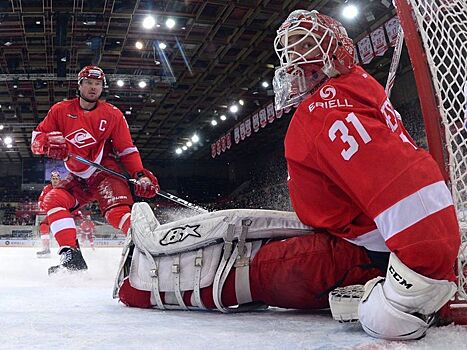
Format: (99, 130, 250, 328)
(31, 65, 159, 275)
(116, 10, 460, 340)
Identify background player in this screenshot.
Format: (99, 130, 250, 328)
(31, 65, 159, 274)
(36, 170, 62, 258)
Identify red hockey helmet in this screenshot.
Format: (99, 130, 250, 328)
(273, 10, 355, 110)
(78, 65, 107, 87)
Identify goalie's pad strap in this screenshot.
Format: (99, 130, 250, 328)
(172, 254, 187, 310)
(192, 249, 206, 309)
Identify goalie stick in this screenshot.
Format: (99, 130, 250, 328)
(69, 153, 209, 213)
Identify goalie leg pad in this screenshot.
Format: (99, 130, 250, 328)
(358, 253, 457, 340)
(358, 278, 430, 340)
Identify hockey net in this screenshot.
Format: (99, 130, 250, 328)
(394, 0, 467, 300)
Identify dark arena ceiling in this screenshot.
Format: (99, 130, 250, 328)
(0, 0, 398, 163)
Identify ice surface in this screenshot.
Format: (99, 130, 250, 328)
(0, 247, 465, 350)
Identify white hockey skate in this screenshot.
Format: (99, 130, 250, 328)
(36, 247, 51, 258)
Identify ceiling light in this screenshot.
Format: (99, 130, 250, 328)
(211, 120, 218, 126)
(342, 4, 359, 19)
(0, 125, 3, 130)
(13, 84, 17, 89)
(6, 144, 12, 148)
(175, 148, 182, 154)
(138, 81, 147, 88)
(229, 105, 238, 113)
(186, 141, 192, 147)
(36, 21, 41, 25)
(116, 79, 124, 87)
(266, 63, 275, 69)
(182, 146, 187, 151)
(158, 42, 167, 50)
(4, 136, 12, 145)
(142, 15, 156, 29)
(166, 18, 176, 29)
(220, 115, 226, 121)
(261, 81, 269, 88)
(135, 41, 143, 50)
(125, 110, 131, 115)
(114, 95, 120, 99)
(4, 41, 12, 46)
(191, 134, 199, 143)
(238, 99, 244, 106)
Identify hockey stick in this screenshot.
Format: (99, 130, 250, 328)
(385, 26, 404, 98)
(69, 153, 209, 214)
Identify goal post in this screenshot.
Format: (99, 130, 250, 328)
(393, 0, 467, 298)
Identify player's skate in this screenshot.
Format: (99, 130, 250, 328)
(36, 247, 51, 258)
(48, 246, 88, 275)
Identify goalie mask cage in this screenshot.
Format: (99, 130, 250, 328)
(394, 0, 467, 299)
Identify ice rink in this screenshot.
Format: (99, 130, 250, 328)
(0, 247, 466, 350)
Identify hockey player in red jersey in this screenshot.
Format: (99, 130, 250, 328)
(116, 10, 460, 340)
(78, 214, 96, 250)
(36, 170, 62, 258)
(31, 65, 159, 274)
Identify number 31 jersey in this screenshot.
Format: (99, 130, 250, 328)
(285, 65, 459, 280)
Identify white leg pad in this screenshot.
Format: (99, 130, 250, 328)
(358, 278, 430, 340)
(358, 253, 457, 340)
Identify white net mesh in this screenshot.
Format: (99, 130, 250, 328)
(406, 0, 467, 298)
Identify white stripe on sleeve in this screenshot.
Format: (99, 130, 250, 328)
(374, 181, 453, 241)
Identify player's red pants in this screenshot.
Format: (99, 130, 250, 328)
(41, 158, 133, 247)
(119, 233, 384, 310)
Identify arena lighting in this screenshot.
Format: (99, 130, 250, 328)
(238, 99, 244, 106)
(186, 141, 192, 147)
(191, 134, 199, 143)
(3, 136, 12, 145)
(229, 104, 239, 113)
(135, 41, 143, 50)
(142, 15, 156, 29)
(182, 146, 188, 151)
(261, 81, 269, 88)
(0, 124, 3, 130)
(175, 148, 182, 154)
(159, 42, 167, 50)
(220, 114, 227, 121)
(138, 81, 147, 88)
(116, 79, 124, 87)
(6, 144, 12, 148)
(166, 18, 176, 29)
(342, 4, 359, 19)
(211, 119, 218, 126)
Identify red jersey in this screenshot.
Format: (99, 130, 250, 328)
(80, 219, 95, 234)
(38, 184, 53, 211)
(31, 98, 143, 179)
(285, 66, 460, 280)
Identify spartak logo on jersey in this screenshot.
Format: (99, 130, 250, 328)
(319, 85, 336, 100)
(65, 128, 97, 148)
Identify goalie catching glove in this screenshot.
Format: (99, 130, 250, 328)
(133, 169, 159, 198)
(31, 131, 69, 160)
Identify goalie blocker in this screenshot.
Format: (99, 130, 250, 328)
(114, 203, 384, 312)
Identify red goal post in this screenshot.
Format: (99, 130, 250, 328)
(393, 0, 467, 300)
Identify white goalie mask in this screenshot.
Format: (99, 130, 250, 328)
(273, 10, 356, 111)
